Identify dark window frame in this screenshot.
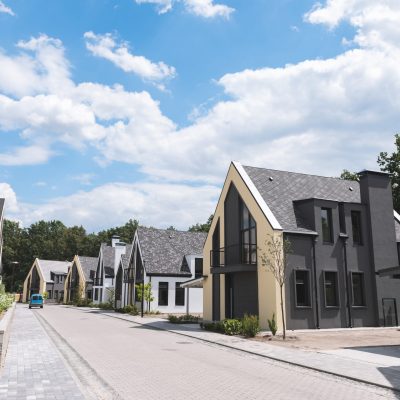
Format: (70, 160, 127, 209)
(294, 269, 312, 308)
(321, 207, 333, 243)
(351, 272, 366, 307)
(323, 270, 339, 308)
(239, 199, 257, 265)
(351, 210, 363, 245)
(158, 282, 169, 306)
(175, 282, 185, 306)
(195, 258, 203, 278)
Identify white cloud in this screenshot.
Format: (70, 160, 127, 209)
(84, 32, 176, 82)
(70, 173, 95, 186)
(0, 145, 53, 166)
(134, 0, 234, 18)
(0, 1, 14, 16)
(2, 181, 219, 232)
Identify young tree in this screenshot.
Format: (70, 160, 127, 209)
(340, 170, 358, 181)
(260, 235, 292, 340)
(188, 214, 214, 233)
(135, 283, 154, 311)
(378, 133, 400, 212)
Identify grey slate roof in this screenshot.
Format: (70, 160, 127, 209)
(78, 256, 98, 282)
(100, 243, 115, 268)
(38, 259, 71, 283)
(137, 227, 206, 276)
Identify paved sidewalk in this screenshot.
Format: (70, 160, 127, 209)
(98, 310, 400, 393)
(0, 305, 84, 400)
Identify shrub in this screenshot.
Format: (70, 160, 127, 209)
(168, 314, 200, 324)
(241, 314, 260, 337)
(116, 305, 139, 315)
(0, 293, 14, 313)
(268, 313, 278, 336)
(76, 298, 93, 307)
(222, 319, 242, 335)
(201, 321, 224, 333)
(98, 302, 114, 310)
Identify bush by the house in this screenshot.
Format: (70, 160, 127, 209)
(75, 298, 93, 307)
(200, 321, 224, 333)
(116, 305, 139, 315)
(241, 314, 260, 337)
(98, 302, 114, 310)
(168, 314, 200, 324)
(267, 313, 278, 336)
(222, 319, 242, 335)
(0, 285, 14, 313)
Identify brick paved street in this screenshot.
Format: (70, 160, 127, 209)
(37, 305, 398, 400)
(0, 305, 84, 400)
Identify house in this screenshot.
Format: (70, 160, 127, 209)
(92, 236, 132, 304)
(0, 198, 4, 276)
(64, 255, 98, 303)
(115, 227, 206, 314)
(22, 258, 71, 302)
(203, 162, 400, 330)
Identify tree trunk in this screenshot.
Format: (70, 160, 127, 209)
(280, 284, 286, 340)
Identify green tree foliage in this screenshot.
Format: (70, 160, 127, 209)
(188, 214, 214, 233)
(1, 218, 139, 292)
(340, 170, 359, 181)
(378, 133, 400, 212)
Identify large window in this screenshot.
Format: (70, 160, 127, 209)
(240, 201, 257, 264)
(48, 290, 52, 300)
(321, 208, 333, 243)
(175, 283, 185, 306)
(324, 271, 338, 307)
(351, 272, 365, 307)
(195, 258, 203, 278)
(158, 282, 169, 306)
(295, 270, 311, 307)
(351, 211, 363, 245)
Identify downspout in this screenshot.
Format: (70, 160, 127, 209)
(312, 237, 320, 329)
(341, 236, 352, 328)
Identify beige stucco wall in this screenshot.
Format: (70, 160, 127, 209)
(22, 259, 45, 302)
(64, 256, 85, 303)
(203, 163, 285, 330)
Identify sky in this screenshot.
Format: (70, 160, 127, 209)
(0, 0, 399, 232)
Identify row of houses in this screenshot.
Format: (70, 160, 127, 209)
(17, 162, 400, 330)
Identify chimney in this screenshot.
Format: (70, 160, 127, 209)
(358, 170, 398, 271)
(111, 235, 121, 248)
(114, 242, 127, 274)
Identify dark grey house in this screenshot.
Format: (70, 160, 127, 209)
(204, 162, 400, 330)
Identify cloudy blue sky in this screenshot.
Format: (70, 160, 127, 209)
(0, 0, 399, 231)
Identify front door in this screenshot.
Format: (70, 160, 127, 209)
(383, 298, 398, 326)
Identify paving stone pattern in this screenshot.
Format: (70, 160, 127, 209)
(0, 306, 84, 400)
(40, 306, 399, 400)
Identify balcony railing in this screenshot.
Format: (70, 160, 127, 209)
(93, 278, 103, 286)
(211, 244, 257, 268)
(123, 268, 135, 283)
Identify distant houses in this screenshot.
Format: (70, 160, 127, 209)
(22, 259, 71, 302)
(0, 198, 4, 277)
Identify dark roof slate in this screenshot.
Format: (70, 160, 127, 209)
(78, 256, 98, 282)
(137, 227, 206, 276)
(243, 166, 361, 233)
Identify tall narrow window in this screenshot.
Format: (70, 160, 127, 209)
(158, 282, 169, 306)
(324, 271, 338, 307)
(175, 283, 185, 306)
(351, 272, 365, 307)
(351, 211, 363, 245)
(295, 270, 311, 307)
(321, 208, 333, 243)
(195, 258, 203, 278)
(240, 201, 257, 264)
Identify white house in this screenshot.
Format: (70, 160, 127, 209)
(115, 227, 206, 314)
(92, 235, 132, 304)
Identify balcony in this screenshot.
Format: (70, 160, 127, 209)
(93, 278, 103, 286)
(210, 244, 257, 274)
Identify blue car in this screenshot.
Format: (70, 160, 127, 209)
(29, 294, 43, 309)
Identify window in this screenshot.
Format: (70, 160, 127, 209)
(59, 276, 63, 283)
(351, 272, 365, 307)
(158, 282, 169, 306)
(175, 283, 185, 306)
(47, 290, 52, 299)
(195, 258, 203, 278)
(240, 201, 257, 264)
(54, 290, 59, 300)
(94, 288, 98, 301)
(295, 270, 311, 307)
(324, 271, 338, 307)
(351, 211, 363, 245)
(87, 290, 92, 300)
(321, 208, 333, 243)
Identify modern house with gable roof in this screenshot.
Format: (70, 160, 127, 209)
(116, 227, 206, 314)
(203, 162, 400, 330)
(0, 198, 4, 276)
(22, 258, 71, 302)
(64, 255, 98, 303)
(92, 236, 132, 304)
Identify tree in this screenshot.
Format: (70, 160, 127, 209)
(260, 235, 292, 340)
(135, 282, 154, 311)
(166, 226, 176, 231)
(378, 133, 400, 212)
(188, 214, 214, 233)
(340, 170, 358, 181)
